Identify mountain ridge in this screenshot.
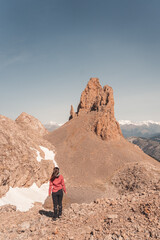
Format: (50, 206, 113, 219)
(119, 120, 160, 126)
(0, 113, 54, 198)
(45, 78, 159, 205)
(45, 120, 160, 138)
(0, 78, 160, 240)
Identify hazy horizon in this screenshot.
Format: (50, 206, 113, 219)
(0, 0, 160, 123)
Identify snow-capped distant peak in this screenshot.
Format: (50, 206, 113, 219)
(45, 121, 63, 126)
(118, 120, 160, 126)
(118, 120, 133, 125)
(44, 121, 65, 132)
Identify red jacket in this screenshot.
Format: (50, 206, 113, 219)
(49, 175, 66, 195)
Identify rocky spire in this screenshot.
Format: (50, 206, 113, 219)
(77, 77, 115, 116)
(69, 77, 122, 140)
(69, 105, 76, 120)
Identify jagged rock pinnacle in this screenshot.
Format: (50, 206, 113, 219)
(69, 78, 122, 140)
(77, 78, 114, 115)
(69, 105, 76, 120)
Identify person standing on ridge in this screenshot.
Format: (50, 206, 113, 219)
(49, 167, 67, 220)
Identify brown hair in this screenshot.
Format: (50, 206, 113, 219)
(50, 167, 60, 182)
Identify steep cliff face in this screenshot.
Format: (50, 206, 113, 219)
(69, 78, 122, 140)
(0, 114, 54, 198)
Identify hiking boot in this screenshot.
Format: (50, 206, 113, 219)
(58, 206, 62, 218)
(52, 208, 58, 221)
(52, 213, 58, 221)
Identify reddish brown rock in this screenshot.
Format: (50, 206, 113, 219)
(0, 114, 54, 197)
(16, 112, 48, 136)
(0, 180, 160, 240)
(0, 78, 160, 240)
(46, 78, 159, 205)
(77, 78, 114, 114)
(77, 78, 102, 113)
(69, 105, 76, 120)
(71, 77, 122, 140)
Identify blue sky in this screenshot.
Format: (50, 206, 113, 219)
(0, 0, 160, 123)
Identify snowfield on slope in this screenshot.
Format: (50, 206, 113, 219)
(0, 146, 58, 211)
(39, 146, 58, 167)
(30, 146, 58, 167)
(0, 182, 49, 212)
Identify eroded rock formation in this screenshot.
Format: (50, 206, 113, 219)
(47, 77, 160, 207)
(0, 113, 54, 197)
(69, 77, 122, 140)
(77, 78, 114, 114)
(69, 105, 76, 120)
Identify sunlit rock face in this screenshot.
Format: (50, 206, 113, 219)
(15, 112, 48, 136)
(46, 77, 159, 207)
(69, 77, 122, 140)
(0, 114, 55, 198)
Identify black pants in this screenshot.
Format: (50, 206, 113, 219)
(52, 189, 63, 217)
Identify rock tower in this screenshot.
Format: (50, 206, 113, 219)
(69, 78, 122, 140)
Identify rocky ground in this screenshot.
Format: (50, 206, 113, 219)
(0, 78, 160, 239)
(0, 164, 159, 240)
(0, 189, 159, 240)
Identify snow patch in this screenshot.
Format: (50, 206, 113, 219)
(39, 146, 58, 167)
(119, 120, 160, 126)
(30, 146, 58, 167)
(119, 120, 133, 125)
(30, 147, 43, 162)
(0, 182, 49, 212)
(44, 121, 64, 132)
(46, 121, 64, 126)
(0, 146, 59, 212)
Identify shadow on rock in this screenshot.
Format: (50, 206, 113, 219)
(39, 210, 53, 218)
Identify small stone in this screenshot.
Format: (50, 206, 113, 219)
(19, 221, 30, 231)
(119, 236, 123, 240)
(89, 236, 94, 240)
(104, 234, 113, 240)
(106, 214, 118, 219)
(69, 236, 74, 240)
(52, 227, 58, 235)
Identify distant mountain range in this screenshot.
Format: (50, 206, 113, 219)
(150, 133, 160, 142)
(44, 121, 63, 132)
(128, 134, 160, 162)
(119, 120, 160, 138)
(44, 120, 160, 163)
(45, 120, 160, 138)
